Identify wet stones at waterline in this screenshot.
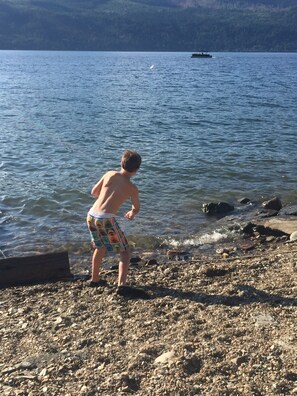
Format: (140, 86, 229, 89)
(202, 202, 234, 216)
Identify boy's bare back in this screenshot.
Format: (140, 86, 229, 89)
(90, 170, 140, 219)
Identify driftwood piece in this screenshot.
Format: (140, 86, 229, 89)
(0, 251, 71, 287)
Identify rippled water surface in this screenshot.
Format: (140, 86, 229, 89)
(1, 51, 297, 258)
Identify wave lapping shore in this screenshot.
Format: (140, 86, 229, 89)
(1, 232, 296, 395)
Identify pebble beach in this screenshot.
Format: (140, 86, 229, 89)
(1, 231, 296, 396)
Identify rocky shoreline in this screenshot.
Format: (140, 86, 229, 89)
(1, 199, 297, 395)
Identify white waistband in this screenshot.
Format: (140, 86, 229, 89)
(88, 209, 115, 218)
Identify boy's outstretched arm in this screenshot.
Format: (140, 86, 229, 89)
(125, 186, 140, 220)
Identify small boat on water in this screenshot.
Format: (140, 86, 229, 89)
(191, 52, 212, 58)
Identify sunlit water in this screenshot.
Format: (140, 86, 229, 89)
(1, 51, 297, 265)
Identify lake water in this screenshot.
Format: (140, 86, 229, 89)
(1, 51, 297, 265)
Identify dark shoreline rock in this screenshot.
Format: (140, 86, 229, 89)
(202, 202, 235, 216)
(279, 205, 297, 216)
(262, 196, 282, 211)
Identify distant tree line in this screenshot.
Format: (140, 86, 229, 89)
(0, 0, 296, 51)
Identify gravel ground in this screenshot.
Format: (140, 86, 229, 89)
(1, 239, 296, 396)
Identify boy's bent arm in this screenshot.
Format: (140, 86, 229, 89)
(124, 186, 140, 220)
(91, 176, 104, 197)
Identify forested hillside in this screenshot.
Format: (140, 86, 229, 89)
(0, 0, 296, 51)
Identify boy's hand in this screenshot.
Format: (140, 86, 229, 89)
(124, 210, 135, 220)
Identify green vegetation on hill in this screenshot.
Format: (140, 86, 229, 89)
(0, 0, 296, 51)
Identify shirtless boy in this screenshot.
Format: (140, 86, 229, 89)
(86, 150, 141, 294)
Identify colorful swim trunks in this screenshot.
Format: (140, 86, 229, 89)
(87, 210, 129, 253)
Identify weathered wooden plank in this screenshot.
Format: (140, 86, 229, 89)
(0, 251, 71, 287)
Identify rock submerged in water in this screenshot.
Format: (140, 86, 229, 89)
(202, 202, 234, 216)
(238, 197, 251, 204)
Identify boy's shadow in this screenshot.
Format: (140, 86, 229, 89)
(144, 284, 297, 306)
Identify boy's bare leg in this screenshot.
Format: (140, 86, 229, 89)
(118, 249, 130, 286)
(91, 246, 106, 283)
